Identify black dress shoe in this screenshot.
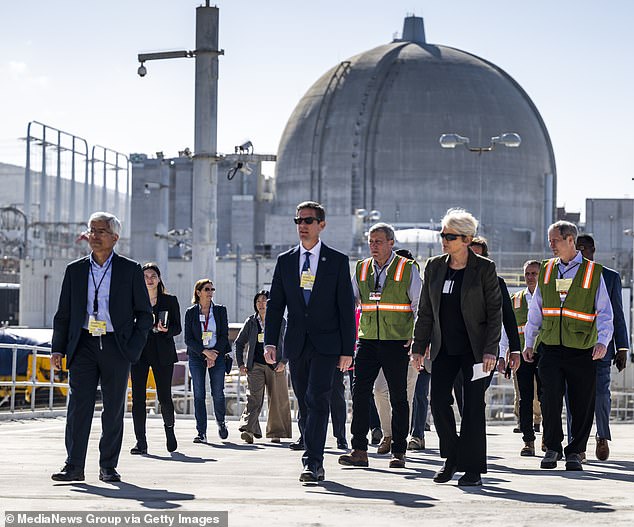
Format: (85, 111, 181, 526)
(433, 460, 457, 483)
(51, 464, 85, 482)
(218, 422, 229, 440)
(565, 453, 583, 471)
(130, 442, 148, 455)
(458, 472, 482, 486)
(99, 467, 121, 482)
(370, 427, 383, 445)
(289, 438, 305, 450)
(299, 466, 325, 482)
(336, 438, 349, 450)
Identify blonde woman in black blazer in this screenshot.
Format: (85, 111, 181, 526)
(412, 208, 502, 487)
(130, 263, 182, 455)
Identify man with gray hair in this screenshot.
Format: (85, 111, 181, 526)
(523, 221, 613, 471)
(339, 222, 422, 469)
(51, 212, 153, 483)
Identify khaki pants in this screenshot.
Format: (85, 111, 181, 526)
(239, 363, 292, 438)
(374, 363, 418, 437)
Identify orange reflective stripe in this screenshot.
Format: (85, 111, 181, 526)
(582, 261, 595, 289)
(543, 259, 556, 284)
(359, 259, 372, 282)
(541, 307, 596, 322)
(393, 257, 407, 282)
(517, 325, 525, 334)
(360, 303, 413, 312)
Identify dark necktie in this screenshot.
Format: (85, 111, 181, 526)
(302, 251, 312, 304)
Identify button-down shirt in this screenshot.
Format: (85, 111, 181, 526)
(351, 251, 422, 313)
(524, 251, 613, 348)
(84, 251, 115, 332)
(500, 287, 532, 354)
(299, 239, 322, 278)
(199, 304, 218, 349)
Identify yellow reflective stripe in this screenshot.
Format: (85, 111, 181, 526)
(517, 325, 525, 334)
(359, 259, 372, 282)
(582, 261, 595, 289)
(544, 259, 556, 284)
(394, 258, 407, 282)
(541, 307, 596, 322)
(360, 303, 413, 312)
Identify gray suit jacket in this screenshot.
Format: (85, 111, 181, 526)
(412, 249, 502, 361)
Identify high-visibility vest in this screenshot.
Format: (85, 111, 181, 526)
(538, 257, 602, 349)
(356, 255, 415, 340)
(512, 289, 541, 350)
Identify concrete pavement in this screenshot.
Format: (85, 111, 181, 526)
(1, 416, 633, 526)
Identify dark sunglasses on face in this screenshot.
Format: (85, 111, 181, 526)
(440, 232, 463, 241)
(202, 287, 216, 292)
(293, 216, 322, 225)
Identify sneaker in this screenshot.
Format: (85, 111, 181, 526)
(218, 423, 229, 440)
(241, 431, 254, 444)
(520, 441, 535, 457)
(389, 453, 406, 468)
(377, 436, 392, 455)
(540, 449, 562, 469)
(370, 427, 383, 445)
(193, 433, 207, 444)
(565, 453, 583, 471)
(407, 437, 425, 450)
(595, 438, 610, 461)
(338, 449, 369, 467)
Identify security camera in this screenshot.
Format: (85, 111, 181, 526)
(137, 64, 147, 77)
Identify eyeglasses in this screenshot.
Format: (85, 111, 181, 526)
(293, 217, 322, 225)
(202, 287, 216, 292)
(440, 232, 463, 241)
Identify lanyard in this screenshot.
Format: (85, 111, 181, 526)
(90, 258, 113, 315)
(558, 262, 579, 279)
(201, 306, 213, 331)
(373, 258, 392, 290)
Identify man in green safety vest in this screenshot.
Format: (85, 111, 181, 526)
(523, 221, 613, 472)
(339, 223, 422, 469)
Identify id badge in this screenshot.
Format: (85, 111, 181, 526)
(202, 331, 213, 346)
(369, 291, 382, 302)
(442, 280, 454, 294)
(556, 278, 572, 293)
(300, 271, 315, 291)
(257, 332, 264, 343)
(88, 315, 107, 336)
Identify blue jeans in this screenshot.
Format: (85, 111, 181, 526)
(189, 354, 226, 435)
(411, 368, 431, 438)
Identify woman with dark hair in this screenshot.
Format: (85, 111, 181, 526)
(130, 263, 182, 455)
(236, 290, 291, 443)
(412, 208, 502, 486)
(184, 278, 230, 443)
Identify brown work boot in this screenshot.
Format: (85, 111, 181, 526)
(377, 436, 392, 455)
(520, 441, 535, 457)
(338, 449, 369, 467)
(596, 438, 610, 461)
(389, 453, 406, 468)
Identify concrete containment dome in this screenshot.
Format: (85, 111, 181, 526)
(273, 16, 556, 254)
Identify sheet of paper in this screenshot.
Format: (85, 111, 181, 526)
(472, 362, 489, 381)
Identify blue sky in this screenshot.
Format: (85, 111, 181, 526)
(1, 0, 632, 215)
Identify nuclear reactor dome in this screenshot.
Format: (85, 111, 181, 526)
(273, 16, 556, 255)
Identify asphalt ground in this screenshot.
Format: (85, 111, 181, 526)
(1, 416, 633, 526)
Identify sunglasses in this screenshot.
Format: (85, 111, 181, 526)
(293, 216, 322, 225)
(201, 287, 216, 292)
(440, 232, 463, 241)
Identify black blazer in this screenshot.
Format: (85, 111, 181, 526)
(602, 266, 629, 357)
(141, 293, 182, 366)
(265, 242, 355, 360)
(52, 252, 154, 365)
(184, 303, 230, 359)
(413, 249, 502, 361)
(499, 277, 521, 353)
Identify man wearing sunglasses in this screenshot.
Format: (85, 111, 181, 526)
(264, 201, 355, 483)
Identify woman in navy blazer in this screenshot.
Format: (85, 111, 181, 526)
(184, 278, 230, 443)
(130, 263, 182, 455)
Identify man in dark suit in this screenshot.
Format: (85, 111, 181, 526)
(264, 201, 355, 483)
(51, 212, 153, 483)
(576, 235, 629, 461)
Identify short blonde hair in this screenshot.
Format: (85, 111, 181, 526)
(441, 208, 478, 237)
